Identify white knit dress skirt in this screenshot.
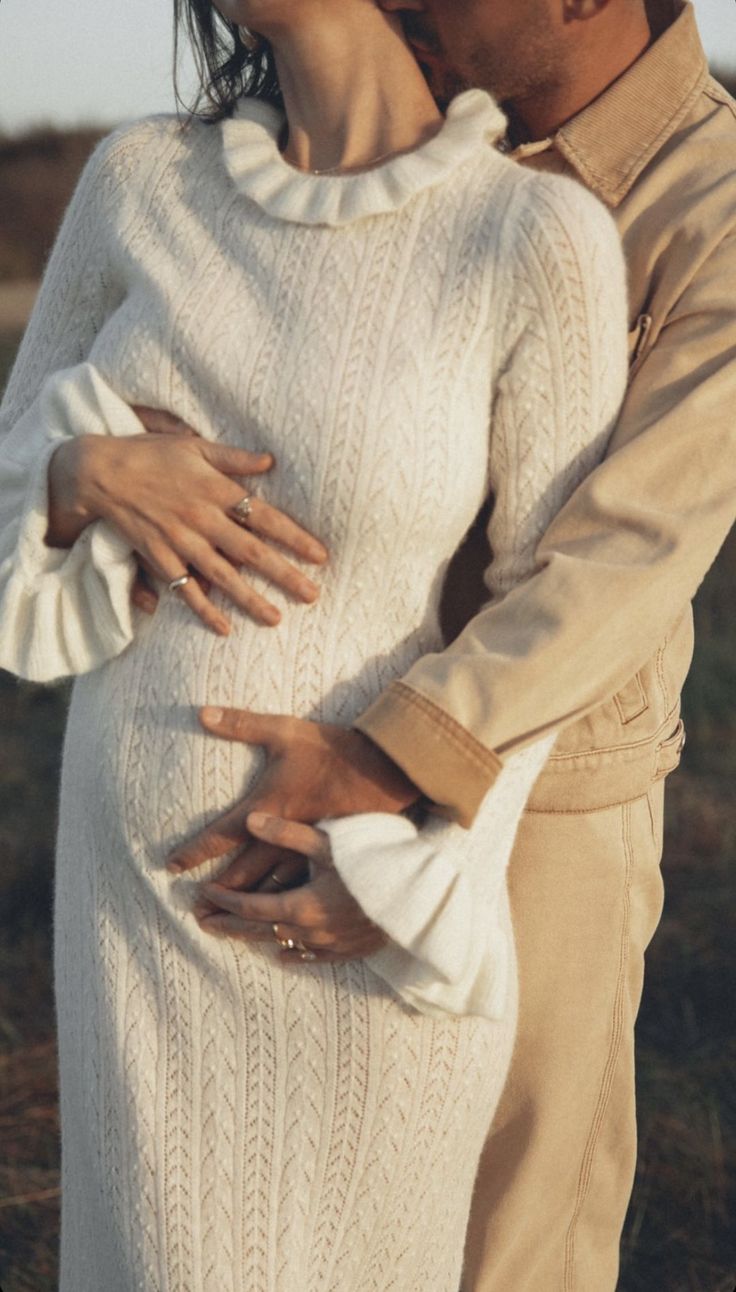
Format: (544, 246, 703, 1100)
(54, 663, 517, 1292)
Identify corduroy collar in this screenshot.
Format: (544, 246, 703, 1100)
(510, 1, 710, 207)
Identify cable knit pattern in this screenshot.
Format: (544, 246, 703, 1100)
(0, 89, 628, 1290)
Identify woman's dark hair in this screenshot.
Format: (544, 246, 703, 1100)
(173, 1, 283, 124)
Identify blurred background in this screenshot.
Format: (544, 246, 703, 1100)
(0, 3, 735, 1290)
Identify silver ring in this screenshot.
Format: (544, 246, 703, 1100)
(268, 870, 289, 889)
(230, 494, 254, 526)
(168, 573, 191, 592)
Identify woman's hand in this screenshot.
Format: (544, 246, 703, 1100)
(193, 811, 390, 964)
(45, 411, 329, 634)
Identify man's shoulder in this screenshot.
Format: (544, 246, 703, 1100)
(667, 73, 736, 196)
(702, 73, 736, 123)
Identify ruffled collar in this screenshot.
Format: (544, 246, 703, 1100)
(220, 89, 507, 227)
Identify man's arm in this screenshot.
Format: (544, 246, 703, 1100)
(355, 231, 736, 825)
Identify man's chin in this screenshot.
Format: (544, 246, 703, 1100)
(410, 44, 469, 104)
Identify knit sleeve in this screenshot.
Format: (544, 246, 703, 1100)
(322, 172, 629, 1020)
(0, 127, 153, 682)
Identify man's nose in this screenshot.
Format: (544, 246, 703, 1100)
(377, 0, 428, 14)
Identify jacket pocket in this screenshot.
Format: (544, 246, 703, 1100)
(613, 672, 649, 724)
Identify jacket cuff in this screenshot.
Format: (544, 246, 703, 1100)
(354, 681, 502, 828)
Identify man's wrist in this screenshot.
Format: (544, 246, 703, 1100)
(347, 726, 423, 814)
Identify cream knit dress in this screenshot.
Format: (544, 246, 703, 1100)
(0, 91, 628, 1291)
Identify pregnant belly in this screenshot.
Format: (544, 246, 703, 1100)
(60, 603, 278, 868)
(59, 586, 442, 868)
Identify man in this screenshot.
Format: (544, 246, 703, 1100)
(157, 0, 736, 1286)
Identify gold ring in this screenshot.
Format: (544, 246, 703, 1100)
(293, 937, 318, 961)
(272, 922, 295, 950)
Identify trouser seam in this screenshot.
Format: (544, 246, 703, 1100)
(562, 801, 634, 1291)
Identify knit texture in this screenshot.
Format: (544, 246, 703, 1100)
(0, 90, 628, 1290)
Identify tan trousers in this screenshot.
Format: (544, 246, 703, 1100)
(462, 780, 667, 1292)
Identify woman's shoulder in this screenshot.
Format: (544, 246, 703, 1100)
(70, 111, 225, 236)
(495, 160, 625, 287)
(84, 112, 198, 187)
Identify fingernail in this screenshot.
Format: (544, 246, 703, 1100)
(248, 811, 269, 830)
(301, 583, 318, 603)
(215, 620, 230, 637)
(265, 607, 281, 626)
(310, 544, 328, 563)
(201, 706, 223, 725)
(167, 859, 183, 874)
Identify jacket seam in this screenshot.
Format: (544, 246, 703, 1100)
(545, 703, 681, 765)
(389, 682, 503, 774)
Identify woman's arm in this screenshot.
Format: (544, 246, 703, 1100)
(321, 174, 630, 1019)
(0, 122, 328, 682)
(0, 129, 141, 682)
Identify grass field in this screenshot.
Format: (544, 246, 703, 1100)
(1, 269, 735, 1288)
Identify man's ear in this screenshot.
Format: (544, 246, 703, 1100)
(562, 0, 610, 21)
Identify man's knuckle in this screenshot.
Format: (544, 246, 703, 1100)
(235, 533, 260, 563)
(298, 896, 324, 928)
(310, 929, 334, 948)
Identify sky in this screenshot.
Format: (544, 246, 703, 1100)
(0, 0, 734, 135)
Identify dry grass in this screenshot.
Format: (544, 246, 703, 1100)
(0, 908, 60, 1291)
(0, 127, 106, 283)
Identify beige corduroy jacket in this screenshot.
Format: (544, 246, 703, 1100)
(355, 1, 736, 826)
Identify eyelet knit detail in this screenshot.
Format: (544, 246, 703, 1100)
(220, 88, 508, 226)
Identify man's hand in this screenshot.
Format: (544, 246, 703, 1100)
(193, 811, 390, 963)
(166, 707, 420, 890)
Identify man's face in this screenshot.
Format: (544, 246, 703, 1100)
(381, 0, 565, 104)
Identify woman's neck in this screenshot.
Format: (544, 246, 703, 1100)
(267, 10, 444, 173)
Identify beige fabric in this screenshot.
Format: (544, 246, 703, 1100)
(461, 779, 666, 1292)
(356, 1, 736, 826)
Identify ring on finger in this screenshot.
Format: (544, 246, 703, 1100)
(268, 869, 289, 889)
(168, 572, 191, 592)
(230, 493, 254, 527)
(293, 935, 318, 962)
(272, 921, 296, 950)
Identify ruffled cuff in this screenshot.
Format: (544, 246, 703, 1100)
(0, 362, 145, 681)
(319, 812, 510, 1021)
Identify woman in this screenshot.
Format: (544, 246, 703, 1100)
(0, 1, 629, 1287)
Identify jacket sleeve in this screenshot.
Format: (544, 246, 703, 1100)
(0, 130, 146, 683)
(319, 174, 629, 1019)
(355, 209, 736, 826)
